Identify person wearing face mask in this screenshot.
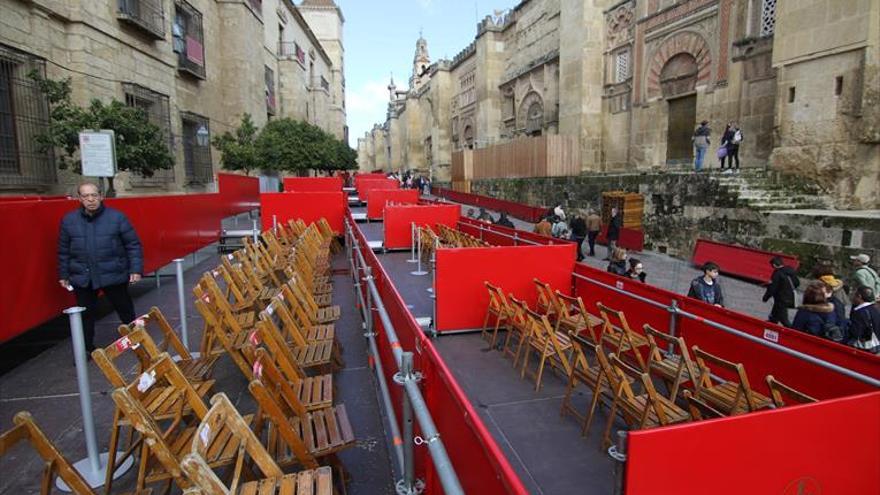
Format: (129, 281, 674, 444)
(58, 182, 143, 352)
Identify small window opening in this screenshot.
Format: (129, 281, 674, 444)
(788, 87, 796, 103)
(834, 76, 843, 96)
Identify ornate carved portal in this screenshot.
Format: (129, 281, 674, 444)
(519, 92, 544, 136)
(659, 53, 698, 98)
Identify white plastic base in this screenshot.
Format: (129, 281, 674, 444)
(410, 270, 428, 276)
(55, 452, 134, 491)
(406, 257, 419, 263)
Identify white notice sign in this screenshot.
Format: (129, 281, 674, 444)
(79, 130, 117, 177)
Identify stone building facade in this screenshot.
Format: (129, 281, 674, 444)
(0, 0, 346, 195)
(358, 0, 880, 208)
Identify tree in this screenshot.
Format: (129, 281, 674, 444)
(30, 72, 174, 194)
(254, 117, 358, 174)
(212, 113, 260, 175)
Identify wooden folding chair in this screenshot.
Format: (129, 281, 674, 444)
(501, 295, 530, 368)
(642, 324, 698, 402)
(553, 292, 603, 344)
(0, 412, 101, 494)
(692, 346, 771, 415)
(110, 354, 250, 493)
(481, 282, 512, 348)
(249, 351, 354, 491)
(92, 328, 215, 494)
(533, 279, 558, 321)
(180, 393, 333, 495)
(520, 308, 572, 391)
(602, 354, 689, 448)
(765, 375, 817, 408)
(242, 344, 334, 411)
(595, 302, 649, 371)
(276, 287, 337, 343)
(284, 277, 340, 324)
(560, 335, 613, 434)
(258, 315, 337, 375)
(682, 390, 725, 420)
(118, 306, 218, 383)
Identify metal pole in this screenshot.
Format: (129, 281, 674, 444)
(58, 308, 133, 490)
(666, 299, 679, 354)
(608, 431, 627, 495)
(252, 218, 259, 243)
(410, 226, 427, 276)
(173, 259, 190, 351)
(155, 265, 160, 289)
(400, 352, 416, 492)
(513, 231, 518, 246)
(272, 214, 278, 232)
(407, 222, 418, 263)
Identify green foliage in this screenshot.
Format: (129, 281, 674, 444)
(29, 71, 173, 177)
(254, 117, 357, 173)
(212, 113, 260, 175)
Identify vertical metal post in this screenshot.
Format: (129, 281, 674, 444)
(400, 352, 416, 491)
(252, 218, 259, 243)
(155, 265, 160, 289)
(272, 214, 278, 233)
(513, 232, 519, 246)
(410, 227, 427, 276)
(173, 259, 190, 351)
(431, 237, 438, 337)
(364, 266, 374, 335)
(58, 308, 133, 490)
(407, 222, 418, 263)
(609, 431, 628, 495)
(667, 300, 679, 354)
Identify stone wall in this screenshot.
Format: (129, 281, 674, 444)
(461, 171, 879, 277)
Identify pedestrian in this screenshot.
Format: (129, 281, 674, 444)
(719, 123, 734, 170)
(553, 204, 566, 221)
(687, 261, 725, 307)
(761, 256, 799, 327)
(551, 216, 570, 239)
(692, 120, 711, 172)
(569, 213, 587, 262)
(534, 216, 553, 237)
(607, 248, 628, 276)
(477, 208, 493, 223)
(850, 254, 880, 300)
(494, 211, 515, 229)
(422, 176, 431, 195)
(848, 286, 880, 353)
(58, 182, 143, 353)
(466, 208, 476, 219)
(605, 207, 622, 260)
(812, 261, 851, 307)
(586, 209, 601, 257)
(792, 282, 845, 342)
(727, 123, 743, 172)
(626, 258, 647, 283)
(819, 275, 849, 337)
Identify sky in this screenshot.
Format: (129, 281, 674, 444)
(337, 0, 520, 147)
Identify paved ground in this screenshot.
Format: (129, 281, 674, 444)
(0, 213, 395, 494)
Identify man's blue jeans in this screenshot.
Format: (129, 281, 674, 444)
(694, 146, 707, 171)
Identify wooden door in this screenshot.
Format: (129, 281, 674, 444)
(666, 95, 696, 165)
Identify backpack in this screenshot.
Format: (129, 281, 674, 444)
(821, 321, 845, 343)
(733, 130, 743, 143)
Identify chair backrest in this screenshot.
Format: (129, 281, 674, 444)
(555, 292, 599, 343)
(0, 412, 96, 494)
(765, 375, 818, 408)
(92, 325, 163, 388)
(596, 302, 646, 370)
(643, 324, 698, 399)
(118, 306, 193, 362)
(265, 298, 308, 348)
(692, 346, 759, 413)
(506, 295, 530, 333)
(533, 278, 556, 317)
(682, 390, 725, 420)
(255, 315, 308, 382)
(181, 393, 284, 495)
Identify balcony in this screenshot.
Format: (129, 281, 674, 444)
(117, 0, 166, 40)
(278, 41, 306, 65)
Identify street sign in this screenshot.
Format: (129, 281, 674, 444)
(79, 130, 117, 177)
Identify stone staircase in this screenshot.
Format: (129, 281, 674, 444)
(711, 168, 832, 210)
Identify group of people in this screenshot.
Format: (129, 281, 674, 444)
(749, 254, 880, 352)
(532, 206, 621, 262)
(387, 170, 431, 195)
(692, 120, 743, 172)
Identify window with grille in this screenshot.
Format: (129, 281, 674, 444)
(760, 0, 776, 36)
(173, 1, 205, 79)
(117, 0, 165, 39)
(615, 50, 630, 83)
(265, 66, 276, 115)
(0, 44, 54, 188)
(123, 83, 173, 184)
(180, 112, 212, 184)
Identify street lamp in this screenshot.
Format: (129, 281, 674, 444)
(196, 125, 209, 147)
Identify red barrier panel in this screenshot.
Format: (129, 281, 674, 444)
(572, 264, 880, 400)
(626, 391, 880, 495)
(354, 172, 387, 189)
(359, 179, 400, 204)
(260, 192, 344, 234)
(436, 244, 576, 331)
(218, 173, 260, 216)
(0, 177, 260, 343)
(282, 177, 343, 192)
(349, 212, 529, 495)
(366, 189, 420, 220)
(384, 204, 460, 249)
(432, 186, 546, 223)
(692, 238, 800, 283)
(596, 226, 645, 252)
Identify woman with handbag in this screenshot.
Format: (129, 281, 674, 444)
(849, 286, 880, 353)
(792, 282, 844, 342)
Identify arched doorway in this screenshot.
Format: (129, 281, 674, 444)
(519, 92, 544, 137)
(463, 125, 474, 149)
(661, 53, 699, 165)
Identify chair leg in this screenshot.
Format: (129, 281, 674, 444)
(490, 317, 505, 348)
(520, 348, 531, 379)
(103, 414, 120, 494)
(481, 310, 492, 343)
(582, 381, 604, 437)
(535, 353, 548, 391)
(561, 375, 577, 417)
(601, 398, 620, 451)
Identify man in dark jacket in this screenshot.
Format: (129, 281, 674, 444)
(687, 261, 725, 307)
(604, 207, 622, 260)
(762, 256, 799, 327)
(569, 214, 587, 262)
(849, 287, 880, 352)
(493, 212, 515, 229)
(58, 183, 143, 351)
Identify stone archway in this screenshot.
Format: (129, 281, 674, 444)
(646, 31, 711, 100)
(462, 124, 474, 149)
(518, 92, 544, 136)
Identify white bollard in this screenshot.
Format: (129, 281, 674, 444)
(173, 259, 189, 351)
(57, 308, 133, 491)
(410, 226, 428, 276)
(407, 222, 418, 263)
(252, 218, 259, 243)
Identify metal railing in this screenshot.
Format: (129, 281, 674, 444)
(117, 0, 166, 39)
(572, 271, 880, 388)
(456, 220, 541, 246)
(346, 219, 464, 495)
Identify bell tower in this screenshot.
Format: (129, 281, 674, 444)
(410, 33, 431, 92)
